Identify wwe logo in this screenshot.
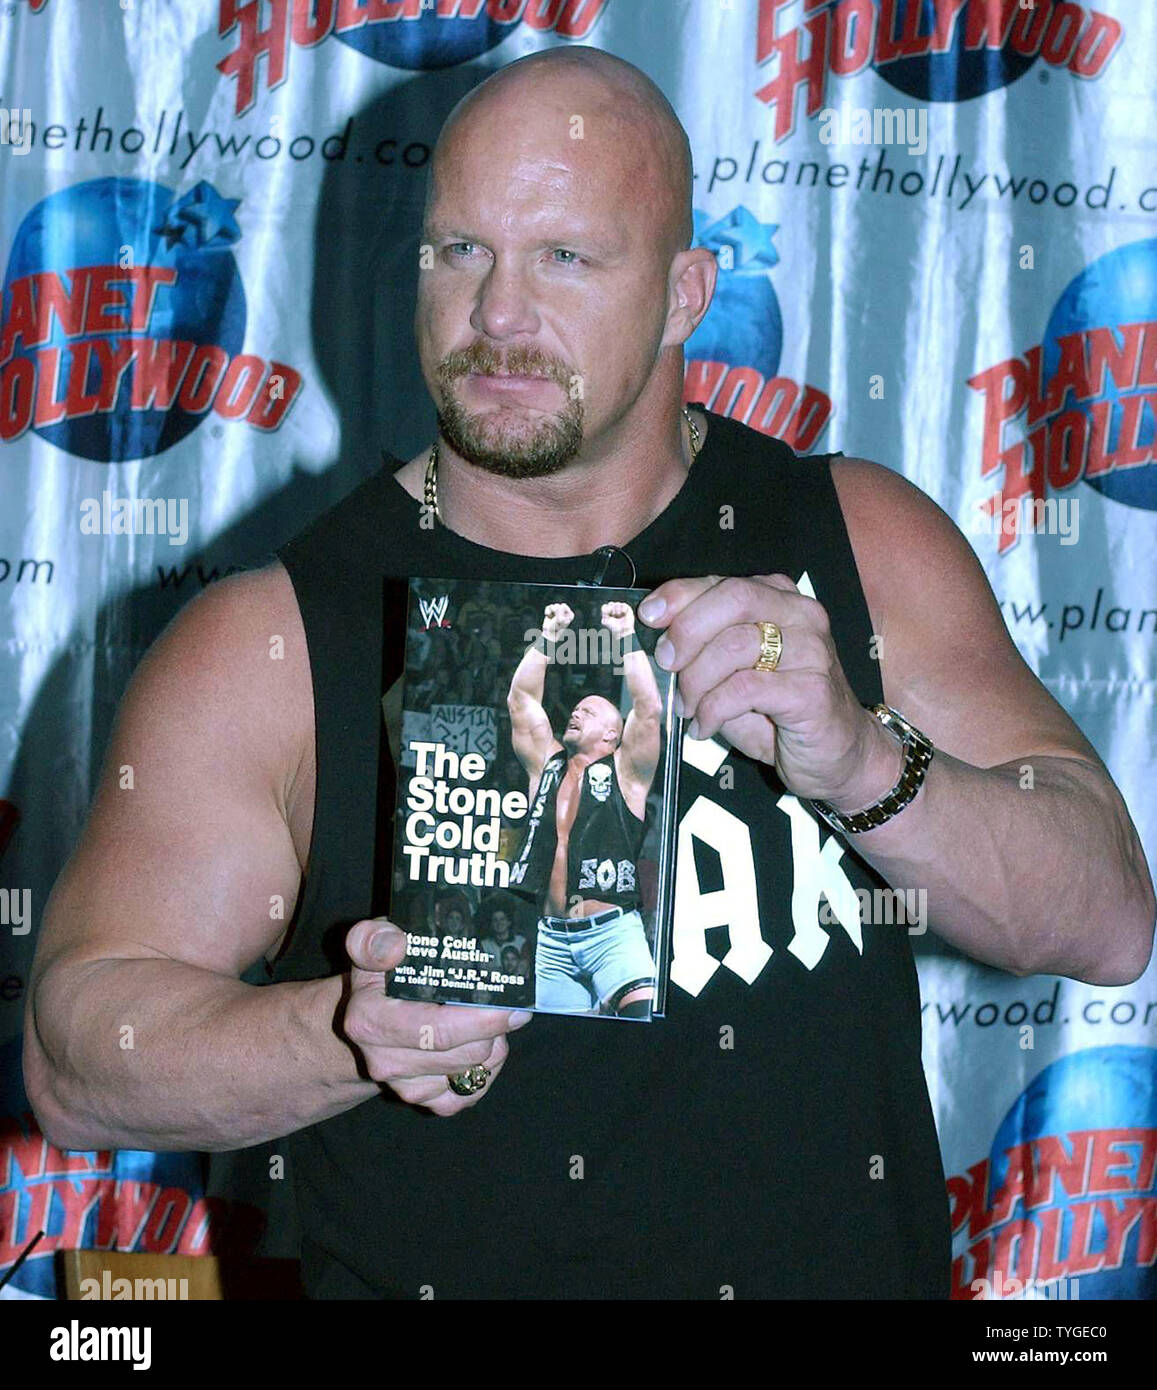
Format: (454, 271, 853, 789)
(418, 595, 450, 631)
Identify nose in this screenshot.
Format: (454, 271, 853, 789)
(470, 256, 541, 343)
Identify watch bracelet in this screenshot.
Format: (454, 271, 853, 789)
(809, 703, 934, 834)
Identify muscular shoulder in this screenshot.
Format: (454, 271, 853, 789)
(125, 561, 314, 829)
(138, 560, 308, 710)
(828, 455, 987, 636)
(829, 454, 968, 576)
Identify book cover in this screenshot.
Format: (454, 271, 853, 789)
(384, 577, 681, 1021)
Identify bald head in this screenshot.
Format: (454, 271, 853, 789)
(564, 693, 624, 756)
(430, 47, 694, 257)
(585, 693, 624, 738)
(414, 46, 715, 482)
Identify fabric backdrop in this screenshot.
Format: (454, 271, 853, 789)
(1, 0, 1154, 1301)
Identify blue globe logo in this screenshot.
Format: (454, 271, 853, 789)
(2, 177, 246, 462)
(333, 8, 513, 68)
(1041, 239, 1157, 511)
(686, 207, 783, 388)
(873, 0, 1035, 101)
(988, 1045, 1157, 1300)
(331, 2, 609, 69)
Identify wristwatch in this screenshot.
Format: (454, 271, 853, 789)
(809, 704, 934, 835)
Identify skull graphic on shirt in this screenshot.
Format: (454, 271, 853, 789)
(586, 763, 612, 802)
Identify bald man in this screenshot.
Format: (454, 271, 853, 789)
(505, 600, 662, 1017)
(26, 46, 1153, 1300)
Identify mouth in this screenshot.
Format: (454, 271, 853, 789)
(465, 370, 562, 397)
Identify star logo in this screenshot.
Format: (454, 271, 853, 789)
(153, 181, 242, 253)
(695, 207, 779, 274)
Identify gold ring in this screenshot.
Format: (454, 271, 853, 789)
(447, 1064, 491, 1097)
(753, 621, 783, 672)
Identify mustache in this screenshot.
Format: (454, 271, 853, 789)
(437, 342, 572, 388)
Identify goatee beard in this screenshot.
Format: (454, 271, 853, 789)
(435, 343, 585, 479)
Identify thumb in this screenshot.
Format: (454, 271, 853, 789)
(346, 917, 409, 985)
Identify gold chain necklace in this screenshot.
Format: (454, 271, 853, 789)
(424, 406, 703, 522)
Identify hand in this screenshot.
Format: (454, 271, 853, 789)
(542, 602, 575, 643)
(342, 919, 532, 1116)
(637, 575, 901, 811)
(600, 601, 635, 638)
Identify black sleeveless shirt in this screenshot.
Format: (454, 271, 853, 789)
(274, 408, 951, 1299)
(510, 750, 646, 914)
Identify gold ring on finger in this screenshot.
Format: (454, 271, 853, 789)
(447, 1064, 491, 1096)
(753, 620, 783, 672)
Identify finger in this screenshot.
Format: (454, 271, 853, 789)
(657, 576, 819, 674)
(637, 575, 720, 628)
(693, 667, 823, 743)
(676, 624, 827, 723)
(425, 1032, 510, 1074)
(397, 1031, 508, 1094)
(344, 988, 533, 1057)
(392, 1033, 509, 1115)
(388, 1074, 450, 1107)
(361, 1031, 505, 1080)
(346, 918, 409, 988)
(423, 1067, 507, 1116)
(713, 710, 777, 764)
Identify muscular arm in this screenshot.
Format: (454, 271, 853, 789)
(506, 609, 564, 776)
(618, 646, 663, 790)
(828, 458, 1156, 985)
(22, 566, 382, 1152)
(603, 602, 662, 792)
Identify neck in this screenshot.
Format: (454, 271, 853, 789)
(567, 748, 608, 773)
(431, 385, 702, 558)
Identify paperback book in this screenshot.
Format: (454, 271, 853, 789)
(384, 577, 681, 1021)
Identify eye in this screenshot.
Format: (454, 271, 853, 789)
(551, 248, 582, 265)
(446, 241, 482, 259)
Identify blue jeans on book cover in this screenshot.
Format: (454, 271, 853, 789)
(534, 907, 654, 1012)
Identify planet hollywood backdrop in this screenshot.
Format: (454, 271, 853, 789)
(0, 0, 1154, 1300)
